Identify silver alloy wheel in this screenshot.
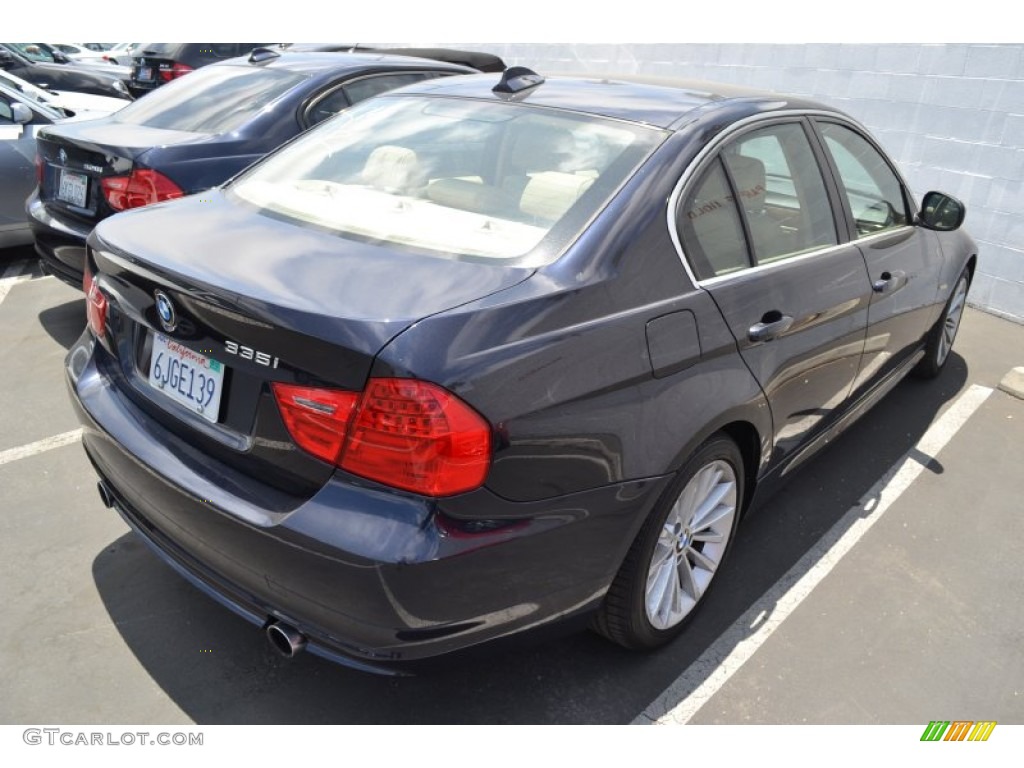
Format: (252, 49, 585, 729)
(937, 276, 969, 367)
(645, 459, 737, 631)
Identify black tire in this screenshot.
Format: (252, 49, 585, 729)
(913, 268, 970, 380)
(593, 434, 744, 650)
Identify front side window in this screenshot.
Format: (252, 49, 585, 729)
(819, 122, 909, 237)
(231, 95, 664, 263)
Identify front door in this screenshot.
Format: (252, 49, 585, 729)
(814, 120, 942, 392)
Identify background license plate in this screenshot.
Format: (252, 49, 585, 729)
(148, 334, 225, 423)
(57, 169, 88, 208)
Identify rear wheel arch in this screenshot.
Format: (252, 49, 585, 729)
(719, 420, 761, 516)
(593, 430, 746, 648)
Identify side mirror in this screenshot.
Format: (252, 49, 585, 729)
(52, 50, 71, 64)
(917, 191, 965, 232)
(11, 102, 33, 125)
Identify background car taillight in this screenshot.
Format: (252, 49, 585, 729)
(101, 169, 184, 211)
(159, 62, 193, 82)
(83, 268, 107, 337)
(273, 378, 491, 497)
(34, 153, 43, 186)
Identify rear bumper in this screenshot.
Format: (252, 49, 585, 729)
(27, 192, 92, 289)
(67, 332, 669, 668)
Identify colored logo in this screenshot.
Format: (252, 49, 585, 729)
(920, 721, 996, 742)
(154, 290, 177, 333)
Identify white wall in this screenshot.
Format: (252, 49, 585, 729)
(430, 44, 1024, 322)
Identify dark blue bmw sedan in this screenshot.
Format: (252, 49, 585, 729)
(28, 49, 477, 288)
(67, 69, 975, 672)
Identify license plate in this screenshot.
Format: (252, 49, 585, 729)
(57, 168, 88, 208)
(148, 334, 226, 423)
(137, 66, 153, 81)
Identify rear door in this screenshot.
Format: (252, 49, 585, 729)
(813, 119, 941, 392)
(677, 118, 873, 462)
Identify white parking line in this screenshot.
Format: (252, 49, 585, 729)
(634, 383, 994, 725)
(0, 259, 33, 306)
(0, 430, 84, 468)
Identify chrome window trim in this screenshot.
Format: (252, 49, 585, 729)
(667, 109, 919, 288)
(696, 226, 915, 288)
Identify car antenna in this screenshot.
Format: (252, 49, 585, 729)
(492, 66, 544, 95)
(249, 47, 281, 64)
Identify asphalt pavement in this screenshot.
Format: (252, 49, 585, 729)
(1, 247, 1021, 725)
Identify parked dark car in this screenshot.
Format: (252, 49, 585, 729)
(29, 50, 474, 287)
(67, 70, 975, 673)
(127, 43, 279, 96)
(0, 44, 131, 100)
(285, 44, 505, 73)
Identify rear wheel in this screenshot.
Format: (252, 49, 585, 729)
(914, 268, 970, 379)
(593, 434, 743, 649)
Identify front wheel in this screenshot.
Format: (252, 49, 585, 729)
(593, 434, 743, 650)
(914, 268, 970, 379)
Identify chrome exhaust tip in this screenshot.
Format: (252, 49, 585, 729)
(97, 481, 113, 509)
(266, 621, 307, 658)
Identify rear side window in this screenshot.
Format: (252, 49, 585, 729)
(678, 159, 751, 279)
(112, 65, 305, 134)
(679, 121, 837, 280)
(342, 72, 432, 105)
(818, 122, 909, 236)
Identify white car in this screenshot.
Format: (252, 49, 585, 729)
(0, 69, 129, 117)
(100, 43, 140, 66)
(49, 43, 110, 64)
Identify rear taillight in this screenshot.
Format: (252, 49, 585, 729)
(101, 169, 184, 211)
(35, 153, 44, 186)
(83, 267, 108, 338)
(271, 384, 359, 465)
(159, 62, 193, 82)
(273, 378, 491, 497)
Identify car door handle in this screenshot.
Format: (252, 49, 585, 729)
(748, 313, 794, 343)
(872, 270, 907, 293)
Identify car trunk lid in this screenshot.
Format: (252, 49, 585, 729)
(36, 120, 201, 225)
(87, 192, 531, 494)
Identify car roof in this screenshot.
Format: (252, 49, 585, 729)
(390, 72, 839, 130)
(212, 50, 477, 78)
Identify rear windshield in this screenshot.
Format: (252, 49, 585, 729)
(230, 95, 664, 263)
(112, 65, 306, 134)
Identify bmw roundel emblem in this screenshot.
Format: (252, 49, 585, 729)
(154, 290, 177, 332)
(59, 148, 67, 165)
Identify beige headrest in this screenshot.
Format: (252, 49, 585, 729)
(519, 171, 595, 222)
(361, 145, 421, 192)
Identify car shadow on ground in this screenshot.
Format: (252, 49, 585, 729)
(90, 354, 968, 724)
(38, 299, 86, 350)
